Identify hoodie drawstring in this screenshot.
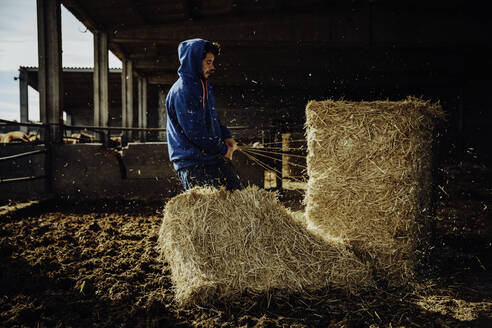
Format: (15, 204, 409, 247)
(200, 80, 208, 109)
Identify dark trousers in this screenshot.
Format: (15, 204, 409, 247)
(177, 159, 243, 191)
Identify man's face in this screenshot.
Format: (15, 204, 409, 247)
(202, 52, 215, 79)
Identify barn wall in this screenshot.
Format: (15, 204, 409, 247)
(50, 143, 177, 200)
(48, 143, 262, 201)
(1, 142, 264, 202)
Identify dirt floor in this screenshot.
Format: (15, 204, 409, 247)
(1, 158, 491, 327)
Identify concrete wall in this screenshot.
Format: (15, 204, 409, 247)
(51, 143, 178, 201)
(1, 142, 266, 203)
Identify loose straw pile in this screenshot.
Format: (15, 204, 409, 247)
(158, 186, 373, 306)
(304, 97, 444, 286)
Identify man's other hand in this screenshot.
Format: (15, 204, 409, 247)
(224, 138, 237, 160)
(224, 147, 233, 160)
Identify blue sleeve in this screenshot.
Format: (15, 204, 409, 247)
(173, 89, 228, 155)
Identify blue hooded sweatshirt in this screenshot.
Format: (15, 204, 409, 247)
(166, 38, 232, 171)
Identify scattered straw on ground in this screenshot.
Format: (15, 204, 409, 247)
(416, 294, 492, 321)
(158, 186, 373, 306)
(304, 97, 445, 286)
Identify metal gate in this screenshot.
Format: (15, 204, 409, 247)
(0, 120, 50, 202)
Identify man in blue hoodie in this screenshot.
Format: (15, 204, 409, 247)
(166, 38, 242, 191)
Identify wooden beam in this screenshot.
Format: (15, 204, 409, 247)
(183, 0, 203, 20)
(132, 44, 468, 83)
(124, 0, 146, 25)
(108, 42, 127, 64)
(61, 0, 100, 32)
(147, 73, 176, 85)
(121, 59, 127, 129)
(19, 70, 29, 132)
(133, 57, 178, 70)
(109, 10, 369, 45)
(146, 68, 464, 88)
(137, 77, 148, 141)
(93, 30, 109, 135)
(63, 1, 128, 64)
(122, 58, 134, 140)
(158, 88, 167, 140)
(37, 0, 63, 143)
(108, 4, 489, 48)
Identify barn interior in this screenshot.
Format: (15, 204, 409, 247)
(0, 1, 491, 326)
(1, 0, 491, 201)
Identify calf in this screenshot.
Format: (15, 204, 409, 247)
(27, 132, 40, 142)
(109, 136, 122, 148)
(0, 131, 30, 143)
(71, 131, 94, 143)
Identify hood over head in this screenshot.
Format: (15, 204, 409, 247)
(177, 38, 208, 81)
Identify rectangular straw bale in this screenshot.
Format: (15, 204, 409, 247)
(304, 97, 444, 286)
(158, 186, 373, 306)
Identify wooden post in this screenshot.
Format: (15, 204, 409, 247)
(282, 133, 291, 188)
(138, 77, 148, 141)
(93, 30, 109, 143)
(142, 78, 147, 141)
(137, 77, 142, 140)
(264, 170, 277, 189)
(158, 88, 167, 141)
(37, 0, 63, 143)
(121, 59, 127, 131)
(122, 58, 134, 140)
(37, 0, 62, 196)
(19, 69, 29, 133)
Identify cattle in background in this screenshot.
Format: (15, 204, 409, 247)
(72, 131, 93, 143)
(27, 132, 40, 143)
(109, 136, 122, 149)
(0, 131, 30, 143)
(64, 131, 94, 144)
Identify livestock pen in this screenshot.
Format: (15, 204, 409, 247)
(2, 0, 491, 324)
(1, 158, 491, 327)
(1, 118, 491, 327)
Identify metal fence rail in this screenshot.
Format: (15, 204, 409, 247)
(62, 124, 249, 131)
(0, 118, 252, 192)
(0, 119, 49, 191)
(0, 175, 46, 183)
(0, 118, 46, 128)
(64, 124, 166, 132)
(0, 149, 46, 162)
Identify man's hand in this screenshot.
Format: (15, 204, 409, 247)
(224, 138, 238, 160)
